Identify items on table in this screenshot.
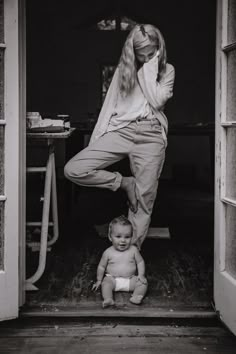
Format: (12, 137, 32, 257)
(26, 112, 70, 133)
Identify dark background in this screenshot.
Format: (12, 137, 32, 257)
(25, 1, 216, 307)
(26, 0, 216, 185)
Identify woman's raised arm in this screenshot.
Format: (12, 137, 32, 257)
(138, 57, 175, 111)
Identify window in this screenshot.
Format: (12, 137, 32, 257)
(97, 16, 136, 31)
(101, 65, 116, 103)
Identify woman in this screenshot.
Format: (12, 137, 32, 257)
(64, 24, 175, 249)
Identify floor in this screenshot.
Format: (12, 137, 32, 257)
(25, 176, 214, 311)
(1, 317, 236, 354)
(12, 166, 236, 351)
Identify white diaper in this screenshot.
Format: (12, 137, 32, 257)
(114, 277, 130, 292)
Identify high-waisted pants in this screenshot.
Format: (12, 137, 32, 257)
(64, 119, 166, 248)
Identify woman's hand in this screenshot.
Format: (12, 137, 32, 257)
(135, 46, 159, 65)
(148, 49, 160, 63)
(92, 280, 102, 291)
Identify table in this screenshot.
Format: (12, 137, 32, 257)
(25, 128, 75, 291)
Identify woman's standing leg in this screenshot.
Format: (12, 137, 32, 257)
(128, 120, 166, 249)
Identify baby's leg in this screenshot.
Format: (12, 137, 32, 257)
(101, 276, 116, 308)
(129, 276, 148, 305)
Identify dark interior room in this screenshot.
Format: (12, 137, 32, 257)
(24, 0, 216, 313)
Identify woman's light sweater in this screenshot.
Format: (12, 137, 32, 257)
(89, 54, 175, 145)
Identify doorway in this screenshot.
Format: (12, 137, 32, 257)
(24, 0, 216, 313)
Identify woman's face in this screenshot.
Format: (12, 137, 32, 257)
(135, 44, 157, 64)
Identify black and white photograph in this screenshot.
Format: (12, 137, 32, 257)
(0, 0, 236, 352)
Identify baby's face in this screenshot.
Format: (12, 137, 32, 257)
(109, 224, 132, 252)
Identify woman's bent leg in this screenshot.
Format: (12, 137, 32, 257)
(64, 131, 130, 191)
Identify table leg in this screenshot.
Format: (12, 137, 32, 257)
(25, 148, 53, 291)
(47, 152, 59, 247)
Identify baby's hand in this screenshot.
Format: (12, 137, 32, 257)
(137, 275, 147, 285)
(92, 280, 102, 291)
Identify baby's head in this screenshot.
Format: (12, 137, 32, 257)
(108, 215, 133, 252)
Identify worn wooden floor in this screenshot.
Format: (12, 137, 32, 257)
(25, 180, 215, 322)
(0, 317, 236, 353)
(22, 177, 221, 354)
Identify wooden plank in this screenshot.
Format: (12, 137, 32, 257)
(20, 305, 216, 319)
(0, 323, 230, 338)
(0, 335, 236, 354)
(95, 224, 170, 239)
(147, 227, 170, 239)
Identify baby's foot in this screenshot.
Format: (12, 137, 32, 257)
(129, 295, 144, 305)
(102, 298, 115, 308)
(121, 177, 138, 213)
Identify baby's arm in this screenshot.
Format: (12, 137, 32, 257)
(92, 250, 109, 290)
(137, 55, 175, 110)
(133, 247, 147, 285)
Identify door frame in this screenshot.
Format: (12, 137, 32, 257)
(0, 0, 26, 320)
(214, 0, 236, 336)
(3, 0, 236, 329)
(18, 0, 26, 307)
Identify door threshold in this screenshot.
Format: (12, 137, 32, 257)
(20, 304, 216, 319)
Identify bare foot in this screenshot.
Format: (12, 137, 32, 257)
(120, 177, 138, 213)
(102, 298, 115, 308)
(130, 295, 143, 305)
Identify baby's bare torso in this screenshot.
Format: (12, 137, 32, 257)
(106, 246, 137, 278)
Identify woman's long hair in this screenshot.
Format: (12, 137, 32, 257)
(118, 24, 167, 97)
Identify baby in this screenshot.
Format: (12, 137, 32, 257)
(92, 215, 148, 308)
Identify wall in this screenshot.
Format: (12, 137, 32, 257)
(26, 1, 216, 186)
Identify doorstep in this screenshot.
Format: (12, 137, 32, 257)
(20, 303, 216, 319)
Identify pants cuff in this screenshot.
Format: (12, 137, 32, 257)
(111, 172, 122, 191)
